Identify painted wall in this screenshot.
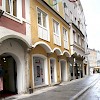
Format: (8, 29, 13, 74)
(29, 45, 69, 88)
(30, 0, 70, 53)
(0, 0, 31, 45)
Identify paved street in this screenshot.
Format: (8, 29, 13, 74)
(77, 77, 100, 100)
(4, 74, 100, 100)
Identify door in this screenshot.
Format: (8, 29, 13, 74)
(33, 57, 44, 86)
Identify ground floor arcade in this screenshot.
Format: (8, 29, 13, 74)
(0, 40, 88, 98)
(68, 54, 88, 80)
(29, 43, 70, 91)
(0, 37, 30, 98)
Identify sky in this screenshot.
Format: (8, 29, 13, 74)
(80, 0, 100, 50)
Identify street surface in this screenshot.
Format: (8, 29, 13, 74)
(77, 78, 100, 100)
(4, 74, 100, 100)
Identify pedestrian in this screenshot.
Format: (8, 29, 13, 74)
(0, 64, 4, 98)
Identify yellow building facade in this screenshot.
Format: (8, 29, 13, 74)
(29, 0, 71, 89)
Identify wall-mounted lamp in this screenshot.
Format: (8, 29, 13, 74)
(0, 9, 4, 18)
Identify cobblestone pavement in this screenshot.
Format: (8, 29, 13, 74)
(77, 78, 100, 100)
(3, 74, 100, 100)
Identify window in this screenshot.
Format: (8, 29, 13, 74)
(37, 8, 49, 41)
(73, 31, 77, 42)
(53, 0, 59, 11)
(6, 0, 17, 16)
(63, 28, 69, 49)
(70, 11, 72, 21)
(64, 5, 69, 16)
(77, 35, 79, 44)
(78, 21, 80, 28)
(81, 38, 84, 48)
(3, 0, 22, 20)
(53, 19, 61, 46)
(38, 9, 47, 28)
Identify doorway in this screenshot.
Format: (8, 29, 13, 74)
(33, 57, 45, 86)
(60, 60, 67, 82)
(0, 53, 17, 97)
(50, 59, 56, 84)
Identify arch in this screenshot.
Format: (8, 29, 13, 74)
(0, 35, 31, 48)
(73, 52, 85, 59)
(32, 41, 52, 53)
(0, 39, 27, 93)
(53, 47, 62, 55)
(63, 50, 71, 57)
(0, 52, 23, 94)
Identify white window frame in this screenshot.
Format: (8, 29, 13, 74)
(37, 7, 50, 41)
(69, 11, 73, 21)
(53, 19, 61, 46)
(63, 27, 69, 49)
(2, 0, 22, 21)
(64, 5, 69, 16)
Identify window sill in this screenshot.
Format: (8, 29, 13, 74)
(39, 37, 50, 42)
(3, 12, 23, 24)
(54, 43, 61, 47)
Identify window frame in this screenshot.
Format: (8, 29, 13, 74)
(37, 7, 50, 41)
(63, 27, 69, 49)
(2, 0, 22, 22)
(53, 19, 61, 46)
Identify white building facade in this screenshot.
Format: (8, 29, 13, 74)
(62, 0, 88, 80)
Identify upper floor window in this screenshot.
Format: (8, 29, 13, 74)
(53, 0, 59, 11)
(78, 21, 80, 29)
(6, 0, 17, 16)
(53, 19, 61, 46)
(64, 3, 69, 16)
(38, 8, 47, 28)
(2, 0, 22, 20)
(77, 35, 80, 44)
(63, 28, 69, 49)
(73, 31, 77, 43)
(37, 8, 49, 41)
(70, 11, 73, 21)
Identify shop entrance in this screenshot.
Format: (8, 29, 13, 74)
(50, 59, 56, 84)
(60, 61, 67, 82)
(33, 57, 45, 86)
(0, 53, 17, 97)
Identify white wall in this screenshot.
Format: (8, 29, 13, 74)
(0, 39, 26, 94)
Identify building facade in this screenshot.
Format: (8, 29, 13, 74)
(28, 0, 88, 91)
(29, 0, 71, 90)
(0, 0, 88, 97)
(62, 0, 88, 80)
(88, 49, 100, 75)
(0, 0, 31, 95)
